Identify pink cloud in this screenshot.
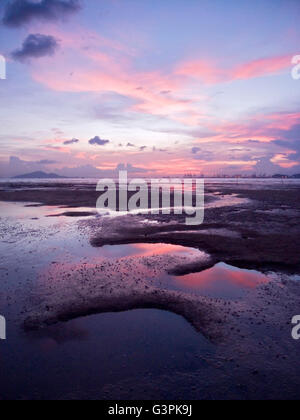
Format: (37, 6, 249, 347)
(176, 60, 223, 84)
(263, 111, 300, 130)
(42, 145, 71, 153)
(232, 55, 291, 80)
(27, 24, 295, 133)
(176, 54, 292, 84)
(27, 25, 206, 122)
(31, 46, 188, 120)
(271, 152, 299, 168)
(200, 111, 300, 145)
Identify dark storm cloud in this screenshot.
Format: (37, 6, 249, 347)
(3, 0, 81, 27)
(63, 138, 79, 145)
(12, 34, 59, 61)
(89, 136, 110, 146)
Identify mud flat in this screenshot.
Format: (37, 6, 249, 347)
(23, 250, 225, 340)
(21, 221, 300, 347)
(1, 180, 300, 399)
(21, 233, 300, 399)
(86, 187, 300, 273)
(1, 181, 300, 329)
(1, 180, 299, 271)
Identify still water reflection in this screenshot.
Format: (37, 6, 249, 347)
(170, 262, 269, 299)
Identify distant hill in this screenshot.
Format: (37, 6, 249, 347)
(13, 171, 68, 179)
(292, 174, 300, 179)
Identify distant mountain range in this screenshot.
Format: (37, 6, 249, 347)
(13, 171, 68, 179)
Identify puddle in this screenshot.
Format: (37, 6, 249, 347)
(0, 309, 214, 400)
(97, 243, 204, 259)
(205, 193, 250, 209)
(164, 262, 270, 299)
(95, 245, 269, 300)
(0, 201, 96, 222)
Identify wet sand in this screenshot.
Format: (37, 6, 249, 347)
(1, 181, 299, 270)
(0, 180, 300, 399)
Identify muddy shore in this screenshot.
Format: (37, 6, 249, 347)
(1, 181, 300, 322)
(1, 180, 300, 399)
(2, 181, 298, 272)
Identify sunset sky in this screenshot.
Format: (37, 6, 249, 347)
(0, 0, 299, 177)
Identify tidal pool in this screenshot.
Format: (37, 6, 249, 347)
(96, 242, 204, 259)
(169, 262, 270, 299)
(94, 245, 269, 300)
(0, 309, 214, 400)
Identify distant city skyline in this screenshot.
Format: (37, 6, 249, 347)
(0, 0, 299, 177)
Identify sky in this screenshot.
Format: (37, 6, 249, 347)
(0, 0, 299, 177)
